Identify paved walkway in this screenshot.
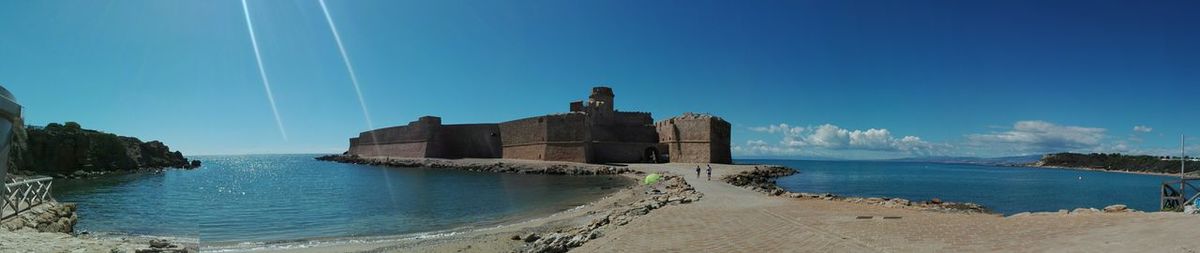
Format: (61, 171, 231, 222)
(576, 163, 1200, 253)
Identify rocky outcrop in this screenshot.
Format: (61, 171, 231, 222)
(520, 175, 702, 253)
(316, 155, 635, 175)
(2, 201, 78, 233)
(8, 122, 200, 178)
(722, 165, 796, 193)
(724, 166, 990, 214)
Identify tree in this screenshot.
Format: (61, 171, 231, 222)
(64, 121, 82, 131)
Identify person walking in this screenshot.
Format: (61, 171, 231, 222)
(706, 165, 712, 181)
(695, 166, 701, 178)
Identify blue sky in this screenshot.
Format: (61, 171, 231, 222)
(1, 0, 1197, 159)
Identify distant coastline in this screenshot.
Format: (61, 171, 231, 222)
(1026, 164, 1198, 178)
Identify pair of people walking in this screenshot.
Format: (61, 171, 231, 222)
(695, 165, 712, 180)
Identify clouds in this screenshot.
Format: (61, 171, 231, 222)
(738, 120, 1175, 159)
(1133, 125, 1153, 133)
(745, 123, 936, 155)
(966, 121, 1106, 152)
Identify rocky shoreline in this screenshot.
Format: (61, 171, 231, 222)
(2, 201, 77, 233)
(8, 122, 201, 180)
(723, 166, 989, 214)
(0, 201, 197, 252)
(315, 155, 636, 175)
(517, 174, 702, 253)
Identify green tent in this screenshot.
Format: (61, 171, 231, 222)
(643, 173, 663, 185)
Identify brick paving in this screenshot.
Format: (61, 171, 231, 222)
(575, 163, 1200, 253)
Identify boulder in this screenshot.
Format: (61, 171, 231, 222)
(1103, 204, 1128, 213)
(523, 233, 541, 242)
(149, 239, 173, 248)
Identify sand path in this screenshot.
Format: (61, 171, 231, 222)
(577, 163, 1200, 253)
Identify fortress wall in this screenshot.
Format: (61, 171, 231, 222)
(591, 142, 659, 163)
(348, 141, 428, 157)
(499, 117, 546, 146)
(544, 114, 589, 142)
(356, 123, 435, 144)
(499, 117, 549, 161)
(348, 116, 441, 158)
(544, 143, 589, 163)
(500, 114, 591, 162)
(591, 125, 659, 143)
(435, 124, 502, 158)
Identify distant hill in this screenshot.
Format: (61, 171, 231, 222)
(8, 122, 200, 178)
(1035, 152, 1199, 175)
(887, 155, 1042, 166)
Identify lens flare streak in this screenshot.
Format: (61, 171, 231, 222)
(317, 0, 375, 132)
(241, 0, 288, 141)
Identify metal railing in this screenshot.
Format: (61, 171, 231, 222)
(1, 176, 53, 220)
(1161, 178, 1200, 211)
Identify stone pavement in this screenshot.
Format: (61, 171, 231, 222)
(575, 163, 1200, 253)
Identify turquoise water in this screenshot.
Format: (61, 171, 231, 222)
(53, 154, 630, 244)
(750, 159, 1177, 214)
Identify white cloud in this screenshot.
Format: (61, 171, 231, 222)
(747, 123, 936, 153)
(1133, 125, 1153, 133)
(966, 120, 1106, 152)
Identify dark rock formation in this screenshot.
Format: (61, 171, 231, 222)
(7, 122, 199, 178)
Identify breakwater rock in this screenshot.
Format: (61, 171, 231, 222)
(2, 201, 78, 233)
(316, 155, 636, 175)
(519, 174, 702, 253)
(723, 166, 990, 214)
(8, 122, 200, 179)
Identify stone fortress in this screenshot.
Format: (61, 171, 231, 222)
(346, 86, 731, 164)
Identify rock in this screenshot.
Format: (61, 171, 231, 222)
(1072, 208, 1097, 214)
(3, 218, 24, 230)
(523, 233, 541, 242)
(1103, 204, 1128, 213)
(149, 239, 172, 248)
(930, 198, 942, 204)
(511, 235, 522, 240)
(1007, 212, 1032, 218)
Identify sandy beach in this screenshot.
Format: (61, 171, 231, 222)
(221, 159, 1200, 252)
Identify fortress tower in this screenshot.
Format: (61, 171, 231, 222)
(656, 113, 732, 164)
(588, 86, 614, 113)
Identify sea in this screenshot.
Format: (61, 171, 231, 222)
(52, 154, 630, 246)
(53, 156, 1177, 246)
(747, 159, 1177, 214)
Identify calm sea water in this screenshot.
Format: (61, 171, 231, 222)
(53, 154, 629, 244)
(747, 159, 1177, 214)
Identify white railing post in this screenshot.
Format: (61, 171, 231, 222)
(1, 176, 53, 220)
